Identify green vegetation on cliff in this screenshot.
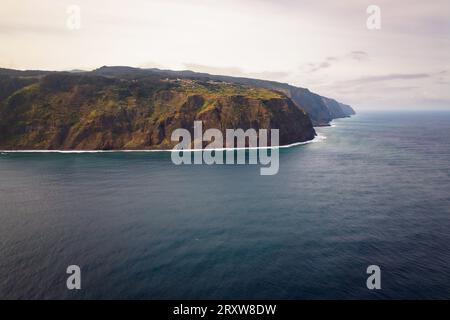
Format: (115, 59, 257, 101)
(0, 73, 316, 150)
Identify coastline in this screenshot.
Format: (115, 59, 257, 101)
(0, 132, 328, 154)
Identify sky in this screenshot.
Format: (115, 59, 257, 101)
(0, 0, 449, 110)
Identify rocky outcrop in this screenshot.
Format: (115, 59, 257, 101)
(0, 73, 315, 150)
(338, 103, 356, 116)
(0, 75, 37, 102)
(321, 97, 348, 119)
(92, 66, 356, 125)
(0, 65, 356, 150)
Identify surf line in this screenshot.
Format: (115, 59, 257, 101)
(169, 121, 279, 175)
(0, 134, 325, 153)
(0, 135, 325, 153)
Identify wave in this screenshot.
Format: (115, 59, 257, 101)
(0, 133, 327, 154)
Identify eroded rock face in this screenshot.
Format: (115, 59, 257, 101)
(0, 73, 316, 150)
(90, 66, 356, 125)
(321, 97, 348, 120)
(197, 95, 316, 147)
(288, 87, 333, 126)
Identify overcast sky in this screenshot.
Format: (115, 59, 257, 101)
(1, 0, 449, 110)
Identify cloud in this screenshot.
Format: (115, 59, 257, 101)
(329, 70, 446, 89)
(333, 85, 420, 95)
(317, 73, 432, 104)
(0, 22, 66, 36)
(309, 62, 331, 73)
(349, 51, 368, 61)
(313, 68, 450, 111)
(344, 73, 430, 84)
(183, 63, 290, 80)
(1, 0, 448, 111)
(419, 98, 450, 107)
(305, 51, 369, 73)
(139, 61, 170, 69)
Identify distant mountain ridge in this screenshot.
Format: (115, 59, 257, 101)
(0, 66, 355, 125)
(91, 66, 356, 126)
(0, 66, 354, 150)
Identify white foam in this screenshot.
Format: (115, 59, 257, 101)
(319, 122, 336, 128)
(0, 133, 326, 153)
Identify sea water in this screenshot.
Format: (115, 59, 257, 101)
(0, 111, 449, 299)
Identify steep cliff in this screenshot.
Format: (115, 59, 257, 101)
(0, 73, 315, 150)
(321, 97, 348, 119)
(0, 75, 37, 102)
(92, 66, 355, 126)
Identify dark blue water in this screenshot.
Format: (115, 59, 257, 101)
(1, 111, 449, 299)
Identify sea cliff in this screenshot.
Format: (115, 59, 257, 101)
(0, 67, 355, 150)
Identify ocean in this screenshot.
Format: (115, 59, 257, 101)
(0, 111, 449, 299)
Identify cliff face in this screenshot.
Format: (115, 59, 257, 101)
(0, 66, 356, 150)
(287, 88, 333, 126)
(0, 75, 37, 102)
(321, 97, 348, 119)
(92, 66, 356, 126)
(338, 103, 356, 116)
(0, 73, 315, 150)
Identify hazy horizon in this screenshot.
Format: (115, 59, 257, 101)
(1, 0, 449, 111)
